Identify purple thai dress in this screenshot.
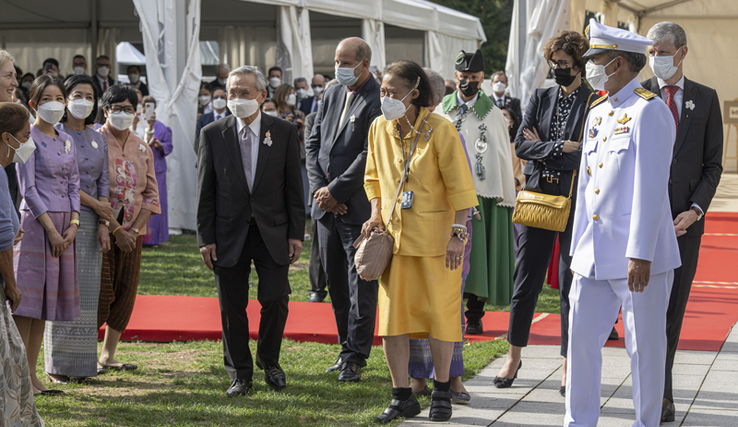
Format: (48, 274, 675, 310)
(143, 120, 172, 246)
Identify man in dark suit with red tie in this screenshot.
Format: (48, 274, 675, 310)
(197, 65, 305, 397)
(641, 21, 723, 423)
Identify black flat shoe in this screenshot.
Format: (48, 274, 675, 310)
(493, 360, 522, 389)
(466, 319, 484, 335)
(325, 357, 343, 373)
(37, 389, 64, 396)
(608, 327, 619, 340)
(226, 378, 252, 397)
(429, 389, 453, 421)
(559, 386, 566, 397)
(338, 362, 361, 382)
(414, 385, 431, 397)
(661, 400, 675, 423)
(376, 394, 421, 423)
(256, 357, 286, 390)
(307, 293, 325, 303)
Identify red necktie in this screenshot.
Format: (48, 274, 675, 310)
(103, 80, 108, 92)
(664, 85, 679, 133)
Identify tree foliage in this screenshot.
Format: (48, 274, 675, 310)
(428, 0, 514, 78)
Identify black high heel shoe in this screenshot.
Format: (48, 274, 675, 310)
(493, 360, 522, 389)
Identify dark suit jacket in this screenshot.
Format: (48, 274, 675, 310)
(305, 76, 381, 225)
(495, 94, 523, 126)
(195, 109, 231, 152)
(515, 86, 595, 194)
(134, 81, 149, 96)
(207, 78, 225, 93)
(197, 113, 305, 268)
(91, 76, 117, 98)
(298, 96, 317, 116)
(641, 76, 723, 236)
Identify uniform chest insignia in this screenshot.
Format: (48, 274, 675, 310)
(634, 87, 658, 100)
(594, 116, 602, 126)
(586, 166, 591, 176)
(614, 126, 630, 135)
(617, 113, 632, 125)
(589, 127, 598, 138)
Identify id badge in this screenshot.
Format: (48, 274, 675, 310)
(401, 191, 414, 209)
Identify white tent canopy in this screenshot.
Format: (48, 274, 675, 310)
(507, 0, 737, 172)
(116, 41, 145, 64)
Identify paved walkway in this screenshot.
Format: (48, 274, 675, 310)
(401, 173, 738, 426)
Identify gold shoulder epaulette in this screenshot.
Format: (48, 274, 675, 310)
(590, 95, 608, 108)
(634, 87, 658, 100)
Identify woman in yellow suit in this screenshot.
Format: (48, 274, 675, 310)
(362, 60, 477, 424)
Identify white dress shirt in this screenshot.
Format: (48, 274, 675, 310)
(236, 111, 261, 184)
(456, 92, 479, 109)
(213, 109, 227, 122)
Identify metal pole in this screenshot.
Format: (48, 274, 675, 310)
(91, 0, 98, 60)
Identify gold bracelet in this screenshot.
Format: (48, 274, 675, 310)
(112, 225, 123, 236)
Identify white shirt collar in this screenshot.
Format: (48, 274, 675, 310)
(456, 92, 479, 107)
(493, 93, 505, 102)
(657, 73, 685, 90)
(236, 111, 261, 141)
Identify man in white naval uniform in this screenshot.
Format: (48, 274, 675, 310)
(566, 19, 681, 427)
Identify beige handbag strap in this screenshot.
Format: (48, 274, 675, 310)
(383, 113, 428, 231)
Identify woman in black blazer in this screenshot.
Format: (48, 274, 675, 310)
(493, 31, 596, 396)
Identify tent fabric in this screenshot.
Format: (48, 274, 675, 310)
(218, 26, 277, 73)
(362, 19, 387, 70)
(116, 41, 146, 64)
(276, 6, 314, 84)
(97, 28, 122, 75)
(134, 0, 202, 230)
(424, 31, 478, 80)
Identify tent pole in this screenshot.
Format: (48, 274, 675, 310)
(91, 0, 98, 59)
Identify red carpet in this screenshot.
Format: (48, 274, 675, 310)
(102, 213, 738, 352)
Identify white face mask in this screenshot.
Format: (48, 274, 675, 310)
(7, 134, 36, 164)
(218, 78, 227, 86)
(286, 93, 296, 107)
(128, 73, 140, 84)
(335, 62, 362, 87)
(585, 57, 618, 91)
(505, 118, 512, 129)
(108, 111, 135, 131)
(296, 88, 308, 100)
(269, 77, 281, 89)
(264, 110, 278, 117)
(21, 81, 32, 90)
(381, 88, 414, 121)
(68, 99, 95, 120)
(312, 86, 324, 97)
(212, 98, 227, 110)
(97, 66, 110, 78)
(492, 81, 506, 95)
(649, 49, 683, 81)
(73, 66, 85, 76)
(228, 98, 259, 118)
(36, 101, 66, 124)
(198, 95, 211, 106)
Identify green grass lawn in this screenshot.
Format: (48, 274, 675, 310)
(34, 233, 562, 426)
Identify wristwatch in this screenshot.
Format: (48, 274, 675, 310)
(99, 220, 110, 227)
(690, 206, 703, 221)
(132, 228, 140, 235)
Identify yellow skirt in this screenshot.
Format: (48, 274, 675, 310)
(378, 254, 463, 342)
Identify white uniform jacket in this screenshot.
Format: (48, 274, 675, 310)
(570, 77, 681, 280)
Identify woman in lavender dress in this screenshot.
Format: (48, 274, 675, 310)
(14, 75, 81, 395)
(139, 96, 172, 247)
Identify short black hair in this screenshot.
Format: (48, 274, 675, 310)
(96, 55, 110, 63)
(100, 84, 138, 111)
(268, 66, 282, 77)
(127, 65, 141, 74)
(14, 65, 22, 76)
(73, 54, 86, 62)
(605, 50, 648, 74)
(383, 60, 434, 109)
(28, 75, 67, 108)
(62, 74, 98, 126)
(43, 58, 59, 69)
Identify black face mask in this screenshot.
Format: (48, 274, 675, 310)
(553, 67, 578, 87)
(458, 80, 479, 98)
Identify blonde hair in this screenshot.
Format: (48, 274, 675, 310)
(0, 50, 15, 71)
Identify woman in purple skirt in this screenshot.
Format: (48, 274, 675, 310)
(139, 96, 172, 247)
(14, 75, 81, 395)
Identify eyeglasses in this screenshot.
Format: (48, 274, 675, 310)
(213, 95, 226, 100)
(108, 105, 135, 114)
(548, 59, 572, 69)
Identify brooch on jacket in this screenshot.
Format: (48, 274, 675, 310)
(91, 140, 99, 150)
(64, 140, 72, 154)
(350, 115, 356, 132)
(263, 130, 273, 147)
(685, 100, 695, 110)
(138, 143, 147, 152)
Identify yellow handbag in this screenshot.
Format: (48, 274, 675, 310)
(511, 170, 576, 232)
(512, 92, 595, 232)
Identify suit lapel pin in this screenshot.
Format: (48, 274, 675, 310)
(685, 100, 695, 110)
(263, 130, 273, 147)
(91, 140, 99, 150)
(350, 115, 356, 132)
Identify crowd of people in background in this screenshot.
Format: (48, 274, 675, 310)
(0, 14, 723, 427)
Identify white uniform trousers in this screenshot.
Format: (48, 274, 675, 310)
(564, 270, 673, 427)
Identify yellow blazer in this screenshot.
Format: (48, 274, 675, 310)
(364, 106, 478, 257)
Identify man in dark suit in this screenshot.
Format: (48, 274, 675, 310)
(305, 37, 381, 382)
(197, 65, 305, 397)
(298, 74, 325, 117)
(194, 87, 230, 153)
(127, 65, 149, 96)
(491, 71, 522, 124)
(91, 55, 117, 98)
(641, 21, 723, 423)
(207, 63, 230, 93)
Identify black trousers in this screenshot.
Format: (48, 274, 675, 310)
(507, 180, 575, 357)
(213, 223, 290, 381)
(318, 213, 378, 366)
(664, 234, 702, 403)
(308, 218, 328, 298)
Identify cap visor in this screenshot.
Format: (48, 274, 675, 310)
(584, 47, 612, 58)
